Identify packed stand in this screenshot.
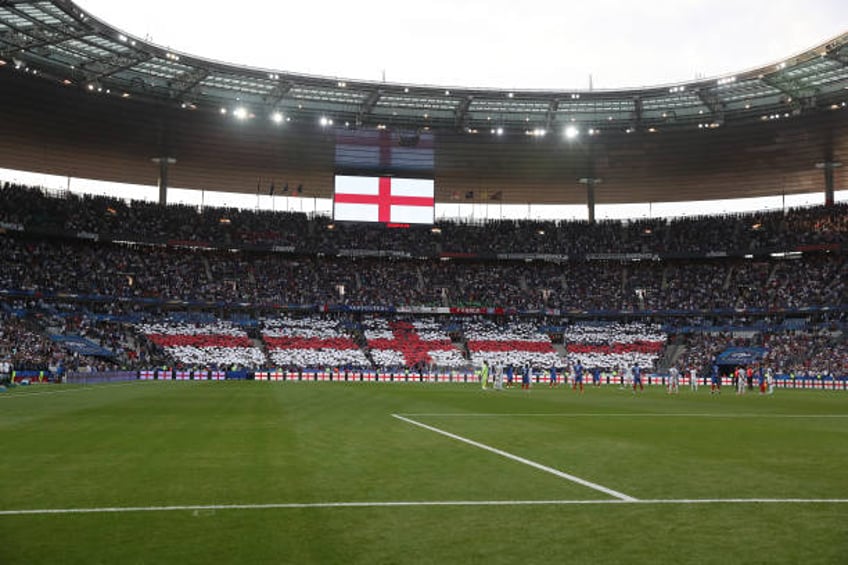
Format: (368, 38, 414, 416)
(3, 182, 847, 257)
(1, 233, 845, 313)
(363, 318, 466, 370)
(136, 322, 266, 369)
(0, 313, 65, 373)
(465, 321, 561, 368)
(262, 317, 369, 368)
(563, 322, 667, 370)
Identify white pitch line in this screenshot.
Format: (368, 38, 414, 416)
(391, 413, 637, 502)
(2, 498, 848, 516)
(400, 413, 848, 419)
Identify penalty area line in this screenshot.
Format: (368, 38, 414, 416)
(2, 498, 848, 516)
(391, 413, 637, 502)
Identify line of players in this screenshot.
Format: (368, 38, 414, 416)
(479, 360, 642, 393)
(480, 359, 775, 395)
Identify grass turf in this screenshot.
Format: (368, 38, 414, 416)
(0, 381, 846, 564)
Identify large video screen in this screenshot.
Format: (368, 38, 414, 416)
(334, 129, 435, 173)
(333, 175, 435, 225)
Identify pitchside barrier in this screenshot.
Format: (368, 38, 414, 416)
(64, 371, 138, 384)
(19, 369, 848, 390)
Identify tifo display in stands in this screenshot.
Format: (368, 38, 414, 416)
(262, 318, 369, 368)
(137, 322, 266, 368)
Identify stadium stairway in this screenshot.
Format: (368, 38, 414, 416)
(201, 256, 213, 282)
(553, 343, 568, 360)
(656, 343, 686, 370)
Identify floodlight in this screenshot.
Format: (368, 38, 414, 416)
(564, 125, 579, 139)
(233, 107, 248, 120)
(271, 112, 284, 124)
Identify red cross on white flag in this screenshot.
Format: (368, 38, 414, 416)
(333, 175, 434, 224)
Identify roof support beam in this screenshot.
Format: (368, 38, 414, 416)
(171, 67, 208, 99)
(6, 4, 140, 62)
(357, 89, 381, 126)
(0, 27, 86, 56)
(761, 74, 816, 110)
(824, 50, 848, 67)
(696, 88, 725, 124)
(80, 51, 152, 81)
(631, 96, 643, 131)
(545, 98, 559, 130)
(264, 80, 293, 107)
(0, 16, 87, 57)
(5, 4, 82, 36)
(454, 95, 473, 129)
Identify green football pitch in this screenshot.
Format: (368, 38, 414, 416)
(1, 381, 846, 564)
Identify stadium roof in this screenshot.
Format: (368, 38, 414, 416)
(2, 0, 848, 134)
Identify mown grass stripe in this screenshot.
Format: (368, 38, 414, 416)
(392, 413, 638, 501)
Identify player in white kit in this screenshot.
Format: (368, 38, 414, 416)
(667, 366, 680, 394)
(622, 365, 633, 389)
(494, 363, 504, 390)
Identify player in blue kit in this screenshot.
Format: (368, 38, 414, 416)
(710, 363, 721, 394)
(632, 362, 643, 392)
(572, 360, 584, 393)
(506, 364, 514, 388)
(592, 367, 601, 387)
(549, 364, 558, 388)
(521, 364, 531, 390)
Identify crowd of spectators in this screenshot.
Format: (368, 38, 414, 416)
(1, 233, 844, 313)
(761, 330, 848, 378)
(263, 317, 370, 368)
(2, 182, 846, 257)
(672, 328, 848, 379)
(0, 309, 162, 374)
(563, 322, 666, 370)
(0, 313, 64, 372)
(2, 310, 846, 377)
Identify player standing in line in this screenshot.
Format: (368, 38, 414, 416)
(736, 366, 746, 395)
(494, 362, 504, 391)
(592, 366, 601, 387)
(710, 363, 721, 395)
(505, 363, 514, 388)
(573, 360, 584, 393)
(766, 365, 775, 395)
(549, 364, 558, 388)
(521, 364, 531, 390)
(481, 360, 490, 390)
(632, 362, 643, 393)
(757, 364, 766, 394)
(689, 366, 699, 392)
(667, 365, 680, 395)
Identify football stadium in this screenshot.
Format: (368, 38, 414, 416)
(1, 1, 847, 563)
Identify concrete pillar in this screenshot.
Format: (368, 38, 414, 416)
(151, 157, 177, 206)
(578, 177, 602, 224)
